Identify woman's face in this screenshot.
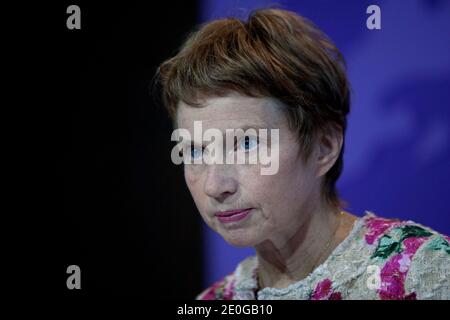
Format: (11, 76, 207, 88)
(176, 92, 324, 248)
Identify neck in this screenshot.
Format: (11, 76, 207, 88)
(254, 204, 348, 290)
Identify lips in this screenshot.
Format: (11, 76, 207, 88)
(214, 208, 253, 223)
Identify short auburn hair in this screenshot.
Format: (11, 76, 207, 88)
(155, 8, 350, 208)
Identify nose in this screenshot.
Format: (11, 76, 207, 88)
(204, 165, 238, 203)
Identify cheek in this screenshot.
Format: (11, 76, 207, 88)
(184, 167, 206, 209)
(184, 166, 197, 186)
(250, 151, 315, 217)
(184, 167, 199, 195)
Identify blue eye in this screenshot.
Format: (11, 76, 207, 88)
(190, 146, 203, 160)
(240, 136, 258, 151)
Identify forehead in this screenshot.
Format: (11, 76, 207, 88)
(175, 93, 286, 131)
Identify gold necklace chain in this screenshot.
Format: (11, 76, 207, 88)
(308, 210, 344, 273)
(258, 210, 345, 290)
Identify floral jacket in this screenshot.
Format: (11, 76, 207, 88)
(197, 212, 450, 300)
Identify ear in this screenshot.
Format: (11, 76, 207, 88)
(314, 125, 343, 178)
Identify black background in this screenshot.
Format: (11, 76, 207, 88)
(25, 1, 204, 298)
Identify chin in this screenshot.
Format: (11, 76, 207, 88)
(220, 229, 259, 248)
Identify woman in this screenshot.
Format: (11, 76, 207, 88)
(156, 9, 449, 299)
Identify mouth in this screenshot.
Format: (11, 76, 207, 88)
(214, 208, 253, 223)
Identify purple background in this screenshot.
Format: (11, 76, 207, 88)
(199, 0, 450, 286)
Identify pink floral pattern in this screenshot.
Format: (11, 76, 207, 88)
(310, 279, 342, 300)
(222, 279, 235, 300)
(198, 282, 221, 300)
(199, 277, 235, 300)
(378, 237, 428, 299)
(365, 216, 403, 245)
